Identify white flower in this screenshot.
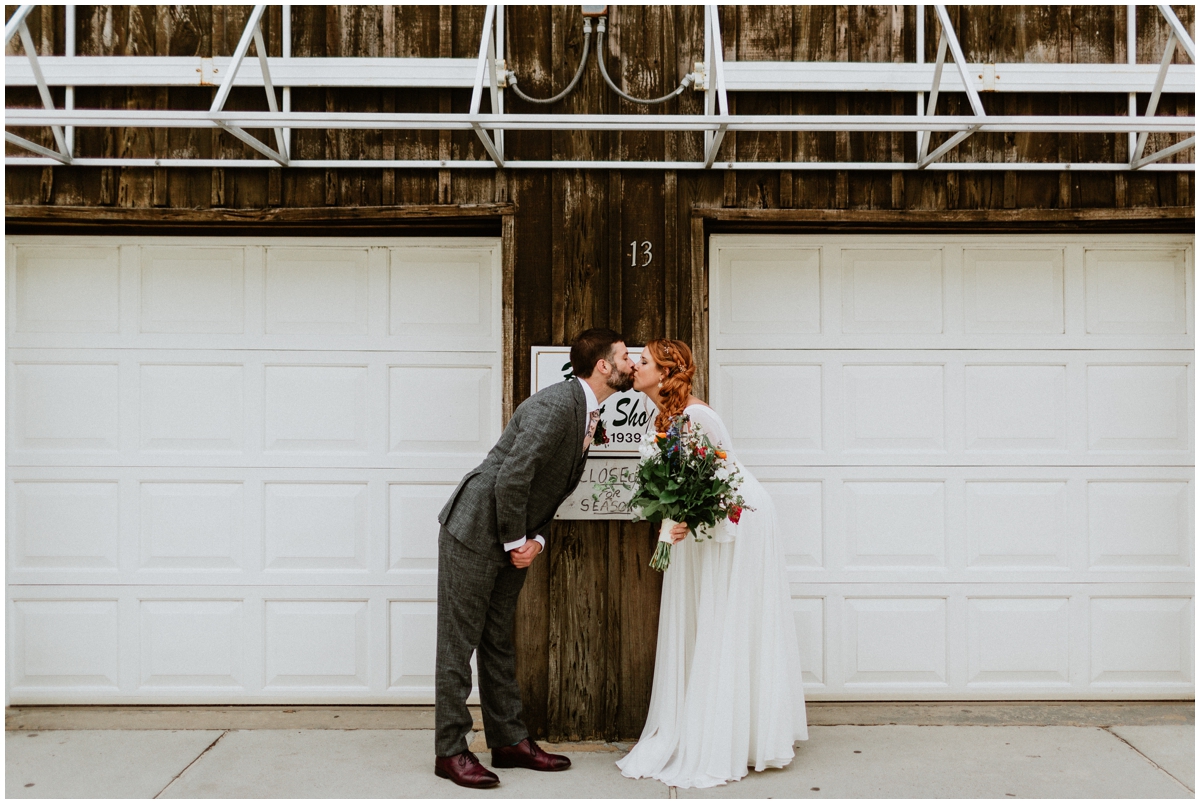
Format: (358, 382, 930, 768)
(715, 464, 731, 482)
(638, 441, 657, 460)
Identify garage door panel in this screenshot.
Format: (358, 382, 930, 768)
(7, 455, 479, 589)
(965, 481, 1070, 570)
(11, 244, 122, 334)
(963, 247, 1065, 335)
(1089, 597, 1194, 687)
(710, 235, 1192, 351)
(754, 465, 1191, 585)
(1087, 481, 1192, 570)
(11, 361, 121, 453)
(966, 597, 1071, 687)
(7, 586, 465, 704)
(1086, 363, 1191, 452)
(138, 246, 246, 335)
(139, 481, 244, 572)
(711, 349, 1192, 466)
(779, 586, 1192, 700)
(6, 238, 500, 353)
(138, 600, 245, 690)
(8, 348, 499, 470)
(1084, 247, 1188, 335)
(265, 247, 371, 335)
(140, 363, 245, 453)
(9, 480, 121, 571)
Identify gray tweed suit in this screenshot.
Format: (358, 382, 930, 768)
(435, 377, 589, 757)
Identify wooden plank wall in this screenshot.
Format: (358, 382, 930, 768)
(4, 5, 1196, 740)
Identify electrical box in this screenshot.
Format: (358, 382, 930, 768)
(581, 5, 608, 17)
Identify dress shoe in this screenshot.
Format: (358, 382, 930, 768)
(491, 738, 572, 771)
(434, 750, 500, 789)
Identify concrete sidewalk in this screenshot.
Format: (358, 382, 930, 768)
(6, 704, 1194, 799)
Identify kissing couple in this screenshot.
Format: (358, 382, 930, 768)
(433, 328, 807, 790)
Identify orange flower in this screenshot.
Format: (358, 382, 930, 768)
(715, 450, 727, 459)
(656, 432, 668, 440)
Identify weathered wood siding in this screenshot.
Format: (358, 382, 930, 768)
(5, 5, 1195, 740)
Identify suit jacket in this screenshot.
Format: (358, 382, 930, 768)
(438, 378, 590, 554)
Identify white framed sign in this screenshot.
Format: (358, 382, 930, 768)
(530, 345, 655, 456)
(531, 345, 654, 520)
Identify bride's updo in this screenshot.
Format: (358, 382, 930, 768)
(645, 339, 696, 432)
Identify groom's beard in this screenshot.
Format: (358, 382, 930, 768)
(607, 366, 635, 393)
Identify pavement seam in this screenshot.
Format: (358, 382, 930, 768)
(1102, 726, 1194, 794)
(152, 729, 229, 799)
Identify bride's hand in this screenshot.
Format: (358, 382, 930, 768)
(670, 521, 689, 544)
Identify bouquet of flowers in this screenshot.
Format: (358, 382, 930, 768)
(595, 414, 750, 572)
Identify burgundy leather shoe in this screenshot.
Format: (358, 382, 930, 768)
(434, 750, 500, 789)
(491, 738, 572, 771)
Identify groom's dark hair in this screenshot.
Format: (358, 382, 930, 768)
(570, 328, 626, 378)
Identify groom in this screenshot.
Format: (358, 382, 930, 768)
(434, 328, 635, 789)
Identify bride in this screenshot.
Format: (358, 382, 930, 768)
(616, 338, 808, 789)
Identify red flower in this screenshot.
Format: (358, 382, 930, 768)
(697, 447, 706, 457)
(729, 505, 742, 524)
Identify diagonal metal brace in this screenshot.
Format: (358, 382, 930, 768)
(209, 4, 287, 165)
(468, 4, 503, 167)
(1131, 6, 1195, 170)
(12, 12, 72, 162)
(919, 6, 986, 168)
(703, 4, 730, 168)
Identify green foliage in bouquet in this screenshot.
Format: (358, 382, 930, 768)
(594, 413, 750, 572)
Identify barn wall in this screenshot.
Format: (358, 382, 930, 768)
(4, 4, 1195, 740)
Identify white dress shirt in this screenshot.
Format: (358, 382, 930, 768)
(503, 377, 600, 554)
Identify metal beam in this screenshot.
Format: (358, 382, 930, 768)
(1132, 134, 1195, 169)
(703, 4, 729, 168)
(919, 5, 986, 167)
(252, 22, 288, 163)
(1157, 3, 1196, 62)
(15, 17, 70, 162)
(918, 31, 949, 163)
(3, 4, 35, 45)
(8, 108, 1193, 134)
(5, 130, 70, 163)
(1132, 31, 1180, 166)
(933, 5, 986, 116)
(210, 5, 268, 113)
(469, 4, 502, 167)
(7, 57, 1195, 94)
(3, 156, 1191, 172)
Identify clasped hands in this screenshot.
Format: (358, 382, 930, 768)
(509, 539, 542, 568)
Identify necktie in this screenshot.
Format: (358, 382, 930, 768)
(584, 409, 601, 453)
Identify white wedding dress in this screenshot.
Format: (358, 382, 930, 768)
(617, 404, 808, 789)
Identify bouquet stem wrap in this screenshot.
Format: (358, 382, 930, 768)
(651, 518, 676, 571)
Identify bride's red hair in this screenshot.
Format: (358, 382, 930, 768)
(645, 339, 696, 432)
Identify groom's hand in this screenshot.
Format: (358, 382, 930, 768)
(509, 540, 542, 568)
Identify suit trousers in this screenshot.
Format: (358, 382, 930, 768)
(435, 526, 530, 757)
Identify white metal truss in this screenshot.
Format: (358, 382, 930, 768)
(4, 3, 1195, 171)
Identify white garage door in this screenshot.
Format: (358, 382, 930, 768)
(6, 236, 501, 704)
(710, 234, 1194, 700)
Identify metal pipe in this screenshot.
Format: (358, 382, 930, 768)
(595, 17, 693, 105)
(508, 20, 591, 105)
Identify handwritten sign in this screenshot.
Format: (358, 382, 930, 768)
(553, 457, 640, 520)
(532, 346, 653, 520)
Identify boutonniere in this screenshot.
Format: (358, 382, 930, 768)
(593, 411, 610, 447)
